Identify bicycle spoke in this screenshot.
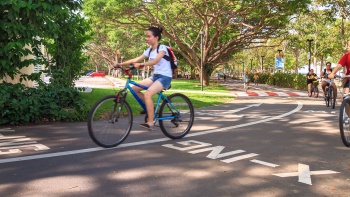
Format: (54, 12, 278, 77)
(88, 95, 133, 148)
(159, 93, 194, 139)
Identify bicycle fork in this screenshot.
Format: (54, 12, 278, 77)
(110, 90, 128, 123)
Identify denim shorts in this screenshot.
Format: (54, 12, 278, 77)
(149, 74, 172, 89)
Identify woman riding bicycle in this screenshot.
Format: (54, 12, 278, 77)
(114, 26, 172, 130)
(321, 62, 337, 98)
(307, 69, 318, 95)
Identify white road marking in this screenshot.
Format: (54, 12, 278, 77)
(196, 103, 261, 116)
(298, 163, 312, 185)
(0, 128, 15, 132)
(250, 159, 279, 167)
(221, 153, 259, 163)
(272, 163, 340, 185)
(0, 101, 303, 164)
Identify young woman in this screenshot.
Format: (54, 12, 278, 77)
(306, 69, 318, 94)
(114, 27, 172, 130)
(321, 62, 336, 98)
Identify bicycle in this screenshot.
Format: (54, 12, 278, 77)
(323, 74, 339, 109)
(87, 64, 195, 148)
(308, 79, 319, 98)
(339, 75, 350, 147)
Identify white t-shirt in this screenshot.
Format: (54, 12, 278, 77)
(143, 45, 173, 78)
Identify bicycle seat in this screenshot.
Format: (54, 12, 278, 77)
(163, 85, 171, 91)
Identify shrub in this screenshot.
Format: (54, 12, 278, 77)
(0, 82, 88, 125)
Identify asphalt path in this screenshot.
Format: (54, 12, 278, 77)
(0, 82, 349, 196)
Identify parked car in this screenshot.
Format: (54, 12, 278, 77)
(89, 71, 106, 77)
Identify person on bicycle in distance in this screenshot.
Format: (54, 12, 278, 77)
(114, 26, 172, 130)
(307, 69, 318, 94)
(328, 41, 350, 95)
(321, 62, 337, 98)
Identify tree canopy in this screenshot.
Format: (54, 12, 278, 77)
(84, 0, 311, 85)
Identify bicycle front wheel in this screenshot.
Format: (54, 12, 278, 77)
(325, 88, 329, 107)
(315, 87, 319, 98)
(339, 98, 350, 147)
(159, 93, 194, 139)
(330, 87, 336, 109)
(88, 95, 133, 148)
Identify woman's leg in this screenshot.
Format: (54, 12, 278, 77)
(132, 78, 153, 102)
(143, 80, 164, 126)
(321, 81, 327, 95)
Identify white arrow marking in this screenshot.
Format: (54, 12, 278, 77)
(273, 163, 340, 185)
(298, 163, 312, 185)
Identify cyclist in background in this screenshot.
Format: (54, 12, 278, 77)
(114, 26, 173, 130)
(321, 62, 337, 98)
(307, 69, 318, 94)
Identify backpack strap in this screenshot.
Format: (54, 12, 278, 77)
(148, 44, 172, 62)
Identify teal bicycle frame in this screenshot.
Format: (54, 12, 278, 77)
(119, 66, 180, 122)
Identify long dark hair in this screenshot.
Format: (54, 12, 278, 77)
(148, 26, 163, 41)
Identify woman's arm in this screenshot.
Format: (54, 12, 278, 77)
(328, 64, 343, 79)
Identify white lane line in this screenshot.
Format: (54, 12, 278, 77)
(0, 101, 303, 164)
(186, 101, 302, 137)
(196, 103, 261, 116)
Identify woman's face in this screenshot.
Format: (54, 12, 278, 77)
(146, 30, 158, 46)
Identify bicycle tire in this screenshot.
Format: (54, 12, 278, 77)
(339, 98, 350, 147)
(330, 87, 336, 109)
(326, 94, 330, 107)
(88, 95, 133, 148)
(315, 87, 319, 98)
(159, 93, 194, 139)
(325, 88, 329, 107)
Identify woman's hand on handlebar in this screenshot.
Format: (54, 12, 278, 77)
(133, 63, 145, 68)
(327, 73, 335, 79)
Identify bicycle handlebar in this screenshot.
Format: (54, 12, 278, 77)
(323, 73, 341, 79)
(113, 64, 144, 79)
(341, 75, 350, 78)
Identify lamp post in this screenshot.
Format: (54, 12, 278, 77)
(200, 31, 204, 91)
(241, 61, 245, 76)
(261, 56, 265, 72)
(306, 39, 313, 71)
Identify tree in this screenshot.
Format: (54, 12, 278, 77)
(83, 0, 311, 86)
(0, 0, 90, 87)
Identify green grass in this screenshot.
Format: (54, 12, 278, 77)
(80, 78, 235, 115)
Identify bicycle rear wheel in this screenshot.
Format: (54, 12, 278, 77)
(330, 87, 336, 109)
(159, 93, 194, 139)
(339, 98, 350, 147)
(88, 95, 133, 148)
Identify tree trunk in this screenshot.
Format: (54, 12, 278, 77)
(200, 71, 210, 86)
